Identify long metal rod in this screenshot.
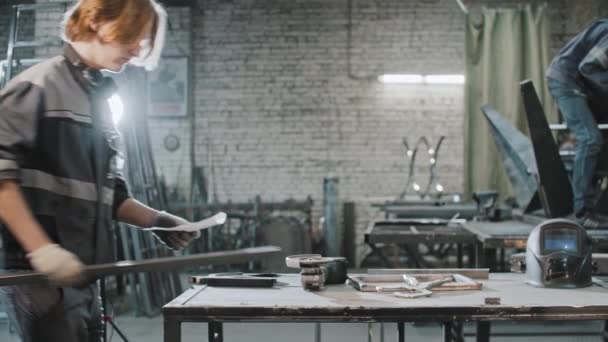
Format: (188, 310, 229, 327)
(4, 6, 18, 87)
(118, 225, 140, 316)
(455, 0, 468, 14)
(0, 246, 281, 286)
(130, 227, 155, 316)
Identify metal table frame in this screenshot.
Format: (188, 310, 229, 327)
(364, 219, 477, 269)
(163, 273, 608, 342)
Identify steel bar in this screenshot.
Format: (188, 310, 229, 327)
(398, 322, 404, 342)
(208, 322, 223, 342)
(323, 176, 340, 257)
(129, 226, 155, 316)
(0, 246, 281, 287)
(520, 80, 573, 217)
(4, 5, 17, 87)
(118, 224, 140, 315)
(476, 322, 491, 342)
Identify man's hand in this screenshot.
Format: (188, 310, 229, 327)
(152, 211, 200, 250)
(27, 243, 86, 286)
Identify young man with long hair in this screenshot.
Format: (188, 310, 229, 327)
(0, 1, 197, 340)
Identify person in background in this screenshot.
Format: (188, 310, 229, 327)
(547, 18, 608, 229)
(0, 1, 198, 341)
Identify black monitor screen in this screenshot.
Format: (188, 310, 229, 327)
(543, 228, 578, 253)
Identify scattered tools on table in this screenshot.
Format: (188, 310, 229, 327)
(376, 275, 454, 298)
(368, 268, 489, 279)
(285, 254, 348, 291)
(348, 271, 483, 298)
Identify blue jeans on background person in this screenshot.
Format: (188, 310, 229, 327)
(548, 78, 603, 215)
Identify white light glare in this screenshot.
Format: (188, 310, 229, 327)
(379, 74, 424, 83)
(412, 183, 421, 192)
(108, 94, 124, 125)
(379, 74, 465, 85)
(425, 75, 465, 84)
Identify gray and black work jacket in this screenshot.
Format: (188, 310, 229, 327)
(547, 19, 608, 104)
(0, 45, 131, 269)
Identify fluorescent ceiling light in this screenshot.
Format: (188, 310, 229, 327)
(425, 74, 465, 84)
(379, 74, 424, 83)
(379, 74, 465, 84)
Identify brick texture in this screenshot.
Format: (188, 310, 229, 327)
(5, 0, 608, 266)
(185, 0, 603, 265)
(147, 7, 194, 199)
(186, 1, 563, 210)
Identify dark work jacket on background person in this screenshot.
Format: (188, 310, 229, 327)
(0, 44, 131, 270)
(546, 18, 608, 110)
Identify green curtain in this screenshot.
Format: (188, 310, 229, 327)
(463, 4, 555, 199)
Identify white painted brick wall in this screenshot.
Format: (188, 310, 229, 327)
(187, 0, 573, 265)
(10, 0, 608, 266)
(147, 7, 193, 199)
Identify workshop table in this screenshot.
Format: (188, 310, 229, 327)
(364, 219, 477, 268)
(163, 273, 608, 342)
(462, 220, 608, 270)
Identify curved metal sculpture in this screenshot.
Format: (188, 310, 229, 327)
(399, 136, 446, 200)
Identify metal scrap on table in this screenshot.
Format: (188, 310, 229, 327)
(348, 270, 484, 299)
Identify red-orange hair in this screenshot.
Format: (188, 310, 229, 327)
(63, 0, 158, 44)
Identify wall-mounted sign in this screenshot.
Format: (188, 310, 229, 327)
(147, 56, 189, 117)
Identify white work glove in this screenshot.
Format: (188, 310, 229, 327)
(27, 243, 86, 286)
(151, 211, 200, 250)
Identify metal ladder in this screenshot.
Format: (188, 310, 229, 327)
(1, 2, 70, 88)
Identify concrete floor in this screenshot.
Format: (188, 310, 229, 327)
(0, 313, 604, 342)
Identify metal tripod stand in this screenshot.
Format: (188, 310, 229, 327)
(100, 278, 130, 342)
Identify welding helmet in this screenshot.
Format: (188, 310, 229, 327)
(526, 218, 592, 288)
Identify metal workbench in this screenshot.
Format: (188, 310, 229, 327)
(163, 273, 608, 342)
(378, 203, 478, 220)
(364, 219, 477, 268)
(462, 220, 608, 270)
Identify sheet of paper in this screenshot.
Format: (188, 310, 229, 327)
(143, 212, 227, 232)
